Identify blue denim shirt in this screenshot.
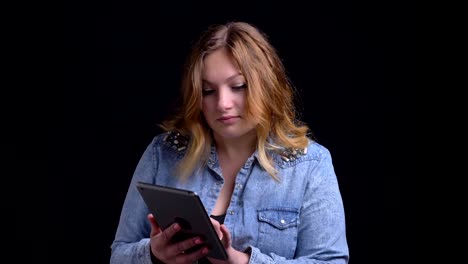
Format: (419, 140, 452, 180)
(110, 132, 349, 263)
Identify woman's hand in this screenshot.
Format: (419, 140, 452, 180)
(208, 224, 250, 264)
(147, 214, 209, 264)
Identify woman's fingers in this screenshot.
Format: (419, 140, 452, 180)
(219, 224, 232, 248)
(147, 215, 211, 263)
(147, 214, 183, 244)
(174, 246, 210, 264)
(147, 214, 161, 237)
(210, 218, 223, 240)
(168, 236, 203, 256)
(159, 222, 181, 243)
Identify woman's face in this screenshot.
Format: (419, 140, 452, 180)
(201, 48, 257, 140)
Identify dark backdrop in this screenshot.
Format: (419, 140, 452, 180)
(57, 1, 415, 263)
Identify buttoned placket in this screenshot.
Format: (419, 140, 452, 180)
(222, 155, 255, 248)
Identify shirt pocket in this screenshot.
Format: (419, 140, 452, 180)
(257, 208, 299, 258)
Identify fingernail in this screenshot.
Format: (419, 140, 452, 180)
(202, 247, 209, 254)
(173, 223, 180, 230)
(194, 238, 202, 244)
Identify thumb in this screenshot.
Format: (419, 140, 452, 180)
(210, 218, 223, 240)
(219, 224, 232, 248)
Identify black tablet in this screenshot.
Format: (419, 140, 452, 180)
(136, 182, 228, 260)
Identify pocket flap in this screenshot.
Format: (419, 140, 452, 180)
(258, 208, 299, 230)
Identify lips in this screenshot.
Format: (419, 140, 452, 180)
(218, 116, 237, 121)
(217, 116, 240, 124)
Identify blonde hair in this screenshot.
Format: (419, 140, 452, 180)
(161, 21, 309, 181)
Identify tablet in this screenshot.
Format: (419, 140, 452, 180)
(136, 182, 228, 260)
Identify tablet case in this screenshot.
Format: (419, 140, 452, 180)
(136, 182, 228, 260)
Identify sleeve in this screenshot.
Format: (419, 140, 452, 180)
(110, 136, 161, 264)
(247, 147, 349, 264)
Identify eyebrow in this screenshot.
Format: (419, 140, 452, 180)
(202, 73, 244, 85)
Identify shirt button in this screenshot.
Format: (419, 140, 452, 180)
(280, 219, 286, 224)
(229, 210, 234, 215)
(236, 183, 242, 189)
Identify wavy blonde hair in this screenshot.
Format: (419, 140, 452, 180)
(161, 21, 309, 181)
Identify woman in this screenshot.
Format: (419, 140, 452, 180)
(110, 21, 349, 264)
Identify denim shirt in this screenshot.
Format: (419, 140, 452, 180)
(110, 132, 349, 263)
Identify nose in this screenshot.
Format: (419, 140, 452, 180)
(217, 87, 234, 110)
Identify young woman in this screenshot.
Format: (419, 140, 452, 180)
(111, 21, 349, 264)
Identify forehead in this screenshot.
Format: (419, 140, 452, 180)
(202, 49, 243, 83)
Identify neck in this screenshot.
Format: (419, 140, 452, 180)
(213, 131, 257, 159)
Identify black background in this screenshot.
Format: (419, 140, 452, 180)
(57, 1, 415, 263)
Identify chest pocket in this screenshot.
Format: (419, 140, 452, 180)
(257, 208, 299, 258)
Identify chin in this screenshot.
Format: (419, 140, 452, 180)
(214, 127, 255, 140)
(216, 132, 242, 139)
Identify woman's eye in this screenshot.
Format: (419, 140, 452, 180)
(232, 84, 247, 90)
(202, 89, 215, 96)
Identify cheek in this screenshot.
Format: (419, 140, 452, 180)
(235, 94, 247, 109)
(201, 99, 208, 113)
(202, 99, 213, 117)
(238, 98, 245, 108)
